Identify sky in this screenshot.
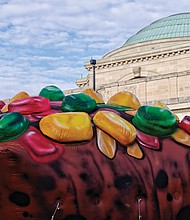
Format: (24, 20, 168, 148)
(0, 0, 189, 100)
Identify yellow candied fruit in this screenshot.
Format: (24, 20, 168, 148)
(1, 91, 29, 113)
(153, 101, 169, 109)
(93, 111, 136, 146)
(39, 112, 93, 142)
(127, 141, 143, 159)
(83, 88, 104, 104)
(172, 128, 190, 147)
(96, 128, 116, 159)
(125, 110, 137, 116)
(107, 91, 141, 110)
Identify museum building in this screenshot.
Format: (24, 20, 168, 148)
(67, 13, 190, 119)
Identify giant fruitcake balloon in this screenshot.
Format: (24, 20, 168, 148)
(0, 86, 190, 220)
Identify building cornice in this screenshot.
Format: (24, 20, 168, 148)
(75, 76, 89, 87)
(85, 46, 190, 71)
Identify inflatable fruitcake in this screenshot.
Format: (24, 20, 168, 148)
(0, 85, 190, 220)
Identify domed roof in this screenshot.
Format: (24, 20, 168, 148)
(123, 13, 190, 46)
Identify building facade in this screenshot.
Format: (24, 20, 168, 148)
(72, 13, 190, 119)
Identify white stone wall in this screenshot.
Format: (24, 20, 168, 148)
(71, 38, 190, 120)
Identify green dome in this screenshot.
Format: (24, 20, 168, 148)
(123, 13, 190, 46)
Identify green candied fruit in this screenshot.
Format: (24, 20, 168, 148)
(39, 85, 65, 101)
(132, 106, 177, 137)
(97, 104, 132, 111)
(61, 93, 97, 113)
(0, 112, 29, 142)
